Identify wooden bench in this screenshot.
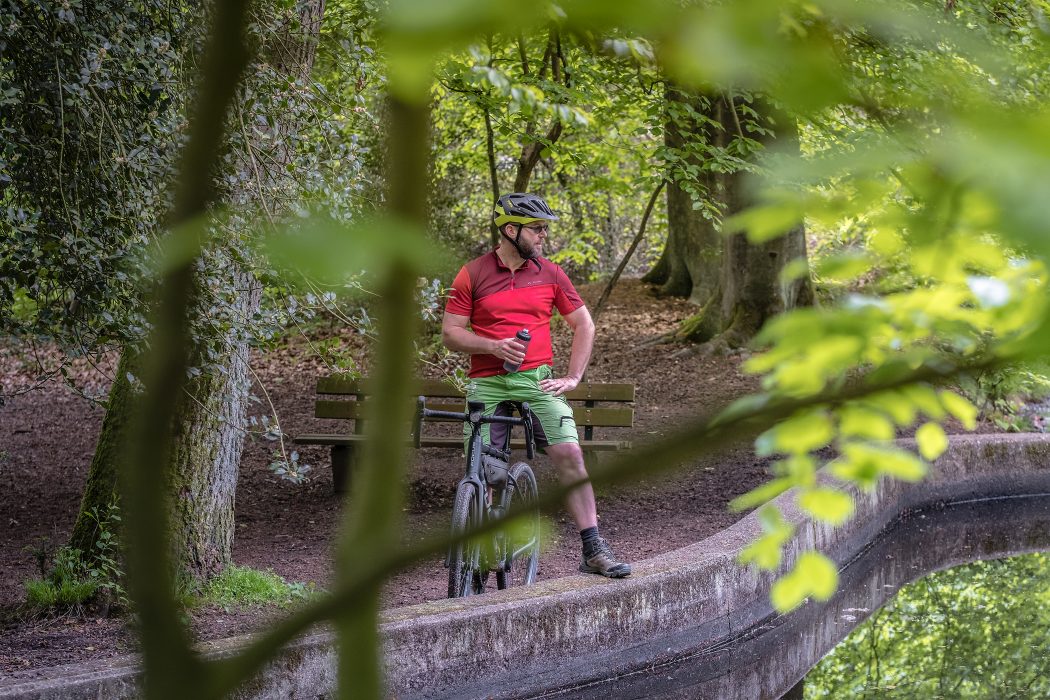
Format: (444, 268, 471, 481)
(293, 375, 636, 493)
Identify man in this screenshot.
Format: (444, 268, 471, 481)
(442, 192, 631, 578)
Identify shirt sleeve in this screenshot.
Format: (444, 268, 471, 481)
(445, 266, 473, 316)
(553, 265, 585, 316)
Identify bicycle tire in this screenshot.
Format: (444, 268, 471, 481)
(448, 482, 485, 598)
(496, 462, 540, 589)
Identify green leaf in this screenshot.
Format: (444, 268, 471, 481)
(739, 505, 795, 570)
(713, 392, 771, 426)
(798, 488, 855, 526)
(770, 552, 839, 613)
(915, 422, 949, 461)
(729, 477, 794, 512)
(725, 202, 804, 243)
(864, 391, 918, 427)
(838, 405, 895, 441)
(836, 443, 928, 485)
(797, 552, 839, 601)
(940, 390, 978, 430)
(756, 410, 834, 457)
(770, 571, 806, 614)
(900, 384, 947, 421)
(779, 257, 810, 284)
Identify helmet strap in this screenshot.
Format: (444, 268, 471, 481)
(501, 224, 542, 271)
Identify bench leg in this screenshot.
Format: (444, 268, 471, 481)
(331, 445, 354, 495)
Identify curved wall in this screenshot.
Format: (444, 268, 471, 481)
(2, 434, 1048, 700)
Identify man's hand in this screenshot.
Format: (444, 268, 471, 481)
(491, 337, 527, 367)
(540, 374, 580, 397)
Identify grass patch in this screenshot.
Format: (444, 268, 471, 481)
(197, 565, 316, 608)
(25, 577, 98, 608)
(23, 546, 99, 611)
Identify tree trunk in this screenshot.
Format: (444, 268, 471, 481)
(642, 85, 721, 305)
(68, 0, 325, 584)
(677, 95, 814, 348)
(68, 352, 139, 554)
(166, 266, 261, 581)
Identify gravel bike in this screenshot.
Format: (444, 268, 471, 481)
(416, 397, 541, 598)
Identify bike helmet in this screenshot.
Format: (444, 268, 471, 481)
(493, 193, 560, 227)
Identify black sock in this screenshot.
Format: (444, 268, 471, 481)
(581, 526, 600, 555)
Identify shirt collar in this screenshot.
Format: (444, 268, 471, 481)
(491, 249, 510, 270)
(492, 248, 542, 273)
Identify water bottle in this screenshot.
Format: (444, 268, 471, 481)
(503, 328, 531, 373)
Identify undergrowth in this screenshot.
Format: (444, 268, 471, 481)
(22, 501, 126, 614)
(195, 565, 317, 609)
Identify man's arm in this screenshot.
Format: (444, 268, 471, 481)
(442, 311, 527, 367)
(539, 305, 595, 397)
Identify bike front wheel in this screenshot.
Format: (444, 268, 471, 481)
(497, 462, 540, 589)
(448, 482, 486, 598)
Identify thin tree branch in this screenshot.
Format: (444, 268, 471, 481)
(517, 32, 530, 76)
(593, 179, 666, 322)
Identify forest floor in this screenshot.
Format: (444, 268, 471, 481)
(0, 278, 1005, 681)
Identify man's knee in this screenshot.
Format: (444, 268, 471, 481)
(546, 442, 587, 476)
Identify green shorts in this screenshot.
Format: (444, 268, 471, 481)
(464, 365, 579, 452)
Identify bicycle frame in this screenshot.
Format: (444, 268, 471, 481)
(415, 398, 536, 571)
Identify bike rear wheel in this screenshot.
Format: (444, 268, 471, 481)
(497, 462, 540, 589)
(448, 482, 486, 598)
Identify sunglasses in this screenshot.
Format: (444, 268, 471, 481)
(522, 223, 550, 234)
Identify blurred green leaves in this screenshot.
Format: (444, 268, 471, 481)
(259, 213, 446, 285)
(798, 488, 854, 526)
(740, 506, 796, 570)
(771, 551, 839, 613)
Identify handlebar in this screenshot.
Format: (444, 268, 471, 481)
(415, 396, 536, 459)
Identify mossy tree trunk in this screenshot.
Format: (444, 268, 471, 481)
(68, 351, 139, 554)
(674, 94, 814, 349)
(642, 85, 722, 305)
(165, 267, 261, 581)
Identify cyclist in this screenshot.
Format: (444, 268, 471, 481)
(442, 192, 632, 579)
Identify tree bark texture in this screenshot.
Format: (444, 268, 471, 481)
(642, 85, 721, 305)
(677, 95, 814, 347)
(166, 267, 261, 580)
(68, 351, 139, 555)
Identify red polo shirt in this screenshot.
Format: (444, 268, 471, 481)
(446, 251, 585, 378)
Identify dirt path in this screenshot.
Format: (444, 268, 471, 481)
(0, 279, 776, 677)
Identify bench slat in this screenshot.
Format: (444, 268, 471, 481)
(315, 400, 633, 427)
(563, 383, 635, 401)
(293, 433, 631, 451)
(317, 376, 465, 397)
(316, 376, 635, 402)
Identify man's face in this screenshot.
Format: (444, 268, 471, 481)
(514, 221, 550, 258)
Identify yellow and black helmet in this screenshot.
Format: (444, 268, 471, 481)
(493, 193, 560, 227)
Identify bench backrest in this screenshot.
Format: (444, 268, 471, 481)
(313, 376, 635, 440)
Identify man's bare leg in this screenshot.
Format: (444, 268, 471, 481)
(546, 442, 631, 577)
(545, 442, 597, 529)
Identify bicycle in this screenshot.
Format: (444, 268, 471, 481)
(416, 397, 541, 598)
